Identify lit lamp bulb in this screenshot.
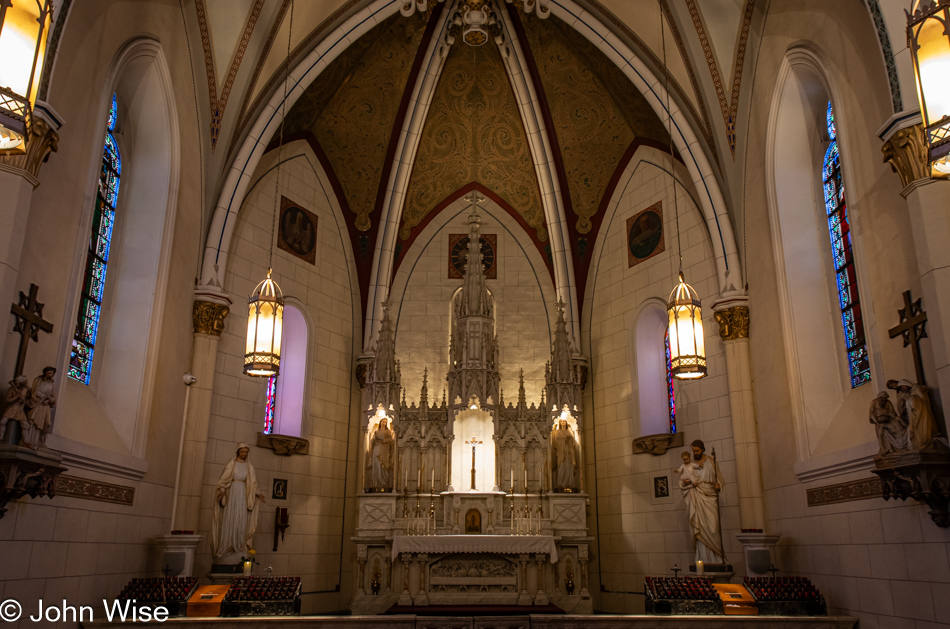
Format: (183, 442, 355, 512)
(0, 0, 53, 144)
(908, 2, 950, 175)
(244, 269, 284, 377)
(667, 271, 707, 380)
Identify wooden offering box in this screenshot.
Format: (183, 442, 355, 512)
(186, 585, 231, 617)
(713, 583, 758, 615)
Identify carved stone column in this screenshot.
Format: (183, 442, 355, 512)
(397, 554, 413, 606)
(534, 553, 549, 605)
(882, 121, 950, 408)
(415, 553, 429, 605)
(0, 105, 61, 375)
(174, 293, 230, 534)
(518, 553, 532, 604)
(356, 545, 367, 596)
(712, 296, 766, 530)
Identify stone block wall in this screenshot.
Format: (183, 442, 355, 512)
(582, 153, 739, 612)
(203, 143, 362, 612)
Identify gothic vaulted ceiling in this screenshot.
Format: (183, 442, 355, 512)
(107, 0, 780, 317)
(265, 5, 681, 314)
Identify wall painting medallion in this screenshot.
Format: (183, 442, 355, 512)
(278, 196, 318, 265)
(449, 234, 497, 279)
(654, 475, 670, 499)
(627, 201, 664, 267)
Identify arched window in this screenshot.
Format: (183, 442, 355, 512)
(263, 303, 308, 436)
(822, 101, 870, 388)
(68, 94, 120, 385)
(634, 301, 675, 436)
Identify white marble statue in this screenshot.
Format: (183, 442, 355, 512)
(24, 367, 56, 449)
(367, 411, 395, 491)
(888, 379, 941, 451)
(551, 408, 579, 492)
(679, 439, 727, 565)
(869, 390, 909, 454)
(212, 443, 266, 559)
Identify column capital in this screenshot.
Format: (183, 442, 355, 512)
(882, 123, 934, 192)
(712, 297, 750, 341)
(193, 300, 230, 336)
(0, 113, 60, 188)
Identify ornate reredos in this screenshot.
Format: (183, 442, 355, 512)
(362, 193, 585, 493)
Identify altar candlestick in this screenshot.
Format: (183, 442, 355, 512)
(430, 467, 435, 492)
(538, 467, 542, 492)
(417, 468, 421, 490)
(404, 467, 408, 490)
(510, 468, 513, 491)
(523, 468, 527, 493)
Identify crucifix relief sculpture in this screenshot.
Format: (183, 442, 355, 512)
(3, 284, 56, 448)
(466, 435, 481, 490)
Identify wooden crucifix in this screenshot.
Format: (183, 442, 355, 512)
(888, 290, 928, 385)
(465, 435, 481, 490)
(11, 284, 54, 378)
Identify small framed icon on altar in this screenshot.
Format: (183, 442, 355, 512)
(464, 508, 482, 534)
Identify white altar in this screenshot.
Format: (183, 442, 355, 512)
(352, 201, 591, 615)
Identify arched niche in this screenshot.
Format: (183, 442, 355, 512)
(268, 300, 312, 438)
(54, 39, 180, 469)
(765, 48, 879, 460)
(632, 298, 672, 437)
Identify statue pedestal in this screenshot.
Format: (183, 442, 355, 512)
(153, 533, 202, 577)
(735, 531, 781, 577)
(0, 444, 66, 517)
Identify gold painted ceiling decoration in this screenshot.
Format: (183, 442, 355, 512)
(522, 13, 670, 235)
(280, 12, 429, 232)
(400, 39, 546, 244)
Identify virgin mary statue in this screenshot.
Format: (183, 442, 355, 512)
(212, 443, 266, 559)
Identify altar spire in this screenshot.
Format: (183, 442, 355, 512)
(447, 192, 500, 409)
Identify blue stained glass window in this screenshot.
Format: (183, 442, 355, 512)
(822, 101, 870, 388)
(665, 329, 676, 433)
(264, 375, 277, 434)
(69, 94, 121, 385)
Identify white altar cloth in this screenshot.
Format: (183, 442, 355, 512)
(391, 535, 558, 563)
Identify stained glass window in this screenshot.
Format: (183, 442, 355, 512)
(666, 329, 676, 433)
(69, 94, 120, 384)
(822, 101, 871, 388)
(264, 375, 277, 434)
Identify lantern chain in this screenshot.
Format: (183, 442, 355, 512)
(659, 1, 683, 277)
(269, 0, 295, 273)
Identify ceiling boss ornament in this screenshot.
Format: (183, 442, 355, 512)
(401, 0, 549, 46)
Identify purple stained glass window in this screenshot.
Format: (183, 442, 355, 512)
(69, 94, 121, 385)
(665, 329, 676, 433)
(822, 101, 870, 388)
(264, 375, 277, 434)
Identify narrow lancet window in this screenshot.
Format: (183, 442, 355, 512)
(822, 101, 870, 388)
(666, 329, 676, 433)
(69, 94, 121, 384)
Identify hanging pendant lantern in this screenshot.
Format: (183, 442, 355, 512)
(667, 271, 707, 379)
(244, 269, 284, 377)
(0, 0, 53, 148)
(908, 1, 950, 174)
